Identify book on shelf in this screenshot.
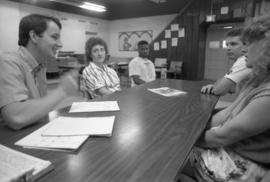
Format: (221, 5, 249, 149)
(0, 144, 53, 182)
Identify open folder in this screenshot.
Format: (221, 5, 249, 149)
(42, 116, 115, 137)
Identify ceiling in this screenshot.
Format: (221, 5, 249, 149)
(9, 0, 188, 20)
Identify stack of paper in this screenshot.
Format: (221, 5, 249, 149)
(0, 144, 53, 182)
(16, 116, 115, 151)
(148, 87, 187, 97)
(15, 124, 89, 152)
(69, 101, 120, 113)
(16, 101, 119, 151)
(42, 116, 115, 137)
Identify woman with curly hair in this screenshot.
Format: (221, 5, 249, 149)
(81, 37, 121, 98)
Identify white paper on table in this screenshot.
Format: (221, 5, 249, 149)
(161, 40, 167, 49)
(178, 28, 185, 37)
(69, 101, 120, 113)
(171, 24, 179, 31)
(165, 29, 171, 38)
(148, 87, 187, 97)
(172, 38, 178, 47)
(154, 42, 160, 51)
(0, 144, 52, 180)
(42, 116, 115, 137)
(15, 124, 88, 151)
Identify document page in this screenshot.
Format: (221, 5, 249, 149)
(15, 124, 88, 151)
(0, 144, 53, 182)
(69, 101, 120, 113)
(42, 116, 115, 137)
(148, 87, 187, 97)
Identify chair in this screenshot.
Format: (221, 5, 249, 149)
(78, 66, 93, 100)
(154, 58, 167, 71)
(168, 61, 183, 79)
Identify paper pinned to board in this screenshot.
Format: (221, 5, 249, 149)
(171, 24, 179, 31)
(42, 116, 115, 137)
(178, 28, 185, 37)
(69, 101, 120, 113)
(172, 38, 178, 47)
(161, 40, 167, 49)
(165, 29, 171, 38)
(154, 42, 160, 51)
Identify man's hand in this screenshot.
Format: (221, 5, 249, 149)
(201, 84, 214, 94)
(58, 70, 79, 96)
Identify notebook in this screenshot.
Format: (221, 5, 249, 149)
(69, 101, 120, 113)
(42, 116, 115, 137)
(15, 123, 89, 151)
(0, 144, 53, 182)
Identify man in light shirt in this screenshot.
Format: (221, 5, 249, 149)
(201, 28, 251, 95)
(0, 14, 78, 130)
(129, 40, 156, 87)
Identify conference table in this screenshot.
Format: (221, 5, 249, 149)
(0, 79, 218, 182)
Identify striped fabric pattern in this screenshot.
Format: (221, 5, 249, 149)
(81, 62, 121, 98)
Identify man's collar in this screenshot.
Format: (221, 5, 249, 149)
(139, 57, 150, 63)
(18, 46, 40, 72)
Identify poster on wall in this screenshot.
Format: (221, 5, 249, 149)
(178, 28, 185, 37)
(161, 40, 167, 49)
(119, 30, 153, 51)
(172, 38, 178, 47)
(154, 42, 160, 51)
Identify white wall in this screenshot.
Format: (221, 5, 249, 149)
(108, 14, 177, 57)
(0, 1, 20, 52)
(0, 0, 176, 57)
(0, 0, 109, 54)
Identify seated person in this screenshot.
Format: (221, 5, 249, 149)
(0, 14, 78, 130)
(180, 16, 270, 182)
(129, 40, 156, 87)
(81, 37, 121, 98)
(201, 28, 251, 96)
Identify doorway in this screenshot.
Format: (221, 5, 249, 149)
(204, 23, 243, 80)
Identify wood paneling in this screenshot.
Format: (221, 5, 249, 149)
(149, 0, 255, 80)
(149, 0, 211, 80)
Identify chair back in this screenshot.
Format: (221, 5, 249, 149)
(154, 58, 167, 71)
(169, 61, 183, 73)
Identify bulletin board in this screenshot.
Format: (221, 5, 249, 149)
(119, 30, 153, 51)
(153, 24, 185, 51)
